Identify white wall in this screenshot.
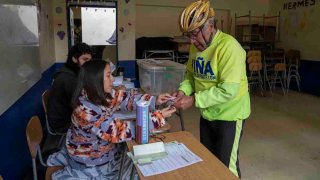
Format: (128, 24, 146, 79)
(52, 0, 68, 62)
(136, 0, 270, 38)
(39, 0, 56, 72)
(118, 0, 136, 60)
(269, 0, 319, 60)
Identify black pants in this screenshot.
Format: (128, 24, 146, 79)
(200, 117, 245, 178)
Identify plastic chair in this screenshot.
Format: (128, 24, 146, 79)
(26, 116, 48, 180)
(45, 166, 64, 180)
(42, 89, 66, 146)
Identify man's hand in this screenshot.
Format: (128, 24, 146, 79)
(174, 95, 194, 110)
(171, 90, 185, 98)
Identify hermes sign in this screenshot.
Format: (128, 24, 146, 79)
(283, 0, 316, 10)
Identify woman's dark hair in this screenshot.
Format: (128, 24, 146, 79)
(65, 43, 93, 74)
(72, 60, 112, 107)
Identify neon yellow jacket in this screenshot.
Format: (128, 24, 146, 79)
(179, 30, 250, 121)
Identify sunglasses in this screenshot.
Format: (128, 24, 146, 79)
(183, 26, 203, 40)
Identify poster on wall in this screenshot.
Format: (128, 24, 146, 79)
(81, 7, 117, 46)
(0, 4, 39, 45)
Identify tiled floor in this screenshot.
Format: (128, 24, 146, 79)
(168, 90, 320, 180)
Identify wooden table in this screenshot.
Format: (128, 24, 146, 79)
(127, 131, 238, 180)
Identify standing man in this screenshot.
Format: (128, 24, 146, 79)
(47, 43, 93, 133)
(174, 0, 250, 178)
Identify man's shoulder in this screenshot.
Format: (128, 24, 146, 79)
(218, 32, 240, 47)
(52, 67, 77, 87)
(54, 66, 76, 79)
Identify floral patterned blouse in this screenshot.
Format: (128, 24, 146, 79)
(66, 89, 166, 166)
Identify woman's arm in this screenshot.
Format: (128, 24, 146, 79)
(73, 96, 136, 144)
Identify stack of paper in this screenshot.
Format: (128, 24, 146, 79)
(137, 142, 203, 177)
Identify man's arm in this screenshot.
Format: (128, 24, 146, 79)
(178, 69, 195, 96)
(178, 47, 196, 96)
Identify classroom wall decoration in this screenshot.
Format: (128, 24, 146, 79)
(57, 30, 66, 40)
(283, 0, 316, 10)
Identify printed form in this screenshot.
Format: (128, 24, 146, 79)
(137, 142, 203, 176)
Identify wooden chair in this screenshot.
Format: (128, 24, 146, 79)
(26, 116, 47, 180)
(247, 50, 264, 96)
(264, 49, 287, 96)
(45, 166, 64, 180)
(267, 63, 287, 95)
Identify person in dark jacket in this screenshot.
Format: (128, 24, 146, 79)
(47, 43, 93, 133)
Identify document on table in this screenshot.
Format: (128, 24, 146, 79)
(137, 142, 203, 177)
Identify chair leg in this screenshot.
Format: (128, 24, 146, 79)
(118, 144, 128, 180)
(266, 77, 273, 95)
(248, 72, 253, 94)
(179, 109, 185, 131)
(37, 146, 48, 167)
(296, 76, 301, 92)
(258, 72, 264, 96)
(297, 72, 301, 82)
(287, 75, 291, 94)
(32, 158, 38, 180)
(279, 76, 286, 96)
(130, 165, 136, 180)
(284, 70, 288, 92)
(58, 135, 65, 148)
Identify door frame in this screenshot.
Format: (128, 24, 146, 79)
(66, 1, 118, 62)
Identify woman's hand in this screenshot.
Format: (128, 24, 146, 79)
(156, 93, 175, 105)
(161, 106, 176, 118)
(114, 85, 126, 91)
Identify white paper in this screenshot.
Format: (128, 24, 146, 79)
(133, 142, 165, 156)
(137, 142, 203, 177)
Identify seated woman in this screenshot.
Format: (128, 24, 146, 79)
(47, 60, 176, 179)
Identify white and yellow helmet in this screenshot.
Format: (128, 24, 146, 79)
(180, 0, 215, 33)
